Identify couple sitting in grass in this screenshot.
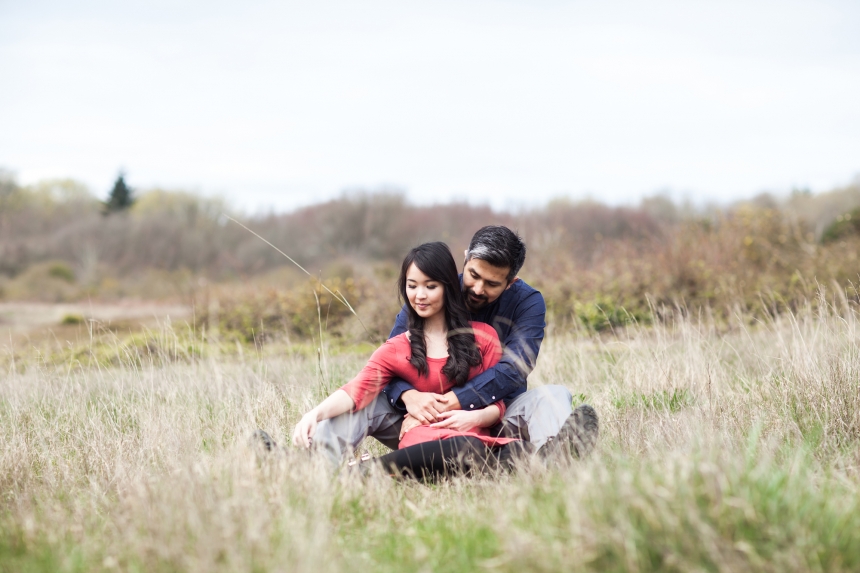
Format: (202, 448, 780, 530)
(256, 226, 598, 478)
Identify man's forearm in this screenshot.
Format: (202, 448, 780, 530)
(449, 362, 521, 411)
(382, 379, 417, 412)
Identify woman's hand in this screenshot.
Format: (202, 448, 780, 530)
(291, 390, 356, 449)
(401, 390, 448, 423)
(292, 411, 319, 448)
(399, 413, 425, 440)
(429, 409, 483, 432)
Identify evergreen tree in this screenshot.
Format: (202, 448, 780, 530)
(103, 173, 134, 214)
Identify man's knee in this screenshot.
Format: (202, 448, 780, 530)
(531, 386, 573, 418)
(536, 384, 573, 405)
(503, 385, 573, 447)
(507, 384, 573, 415)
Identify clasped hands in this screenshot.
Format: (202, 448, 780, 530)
(398, 389, 482, 439)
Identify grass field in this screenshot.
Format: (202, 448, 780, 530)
(2, 296, 859, 572)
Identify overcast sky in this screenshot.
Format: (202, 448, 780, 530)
(1, 0, 858, 212)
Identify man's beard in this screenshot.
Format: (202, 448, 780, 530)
(464, 288, 489, 311)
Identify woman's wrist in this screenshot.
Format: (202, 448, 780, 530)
(479, 405, 500, 427)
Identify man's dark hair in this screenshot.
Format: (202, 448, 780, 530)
(466, 225, 526, 281)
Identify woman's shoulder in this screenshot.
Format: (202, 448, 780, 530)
(469, 321, 499, 343)
(378, 332, 410, 347)
(365, 333, 411, 369)
(469, 321, 497, 335)
(380, 332, 411, 355)
(389, 331, 410, 344)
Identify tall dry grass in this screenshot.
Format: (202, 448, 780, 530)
(2, 293, 859, 572)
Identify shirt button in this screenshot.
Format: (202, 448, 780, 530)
(470, 404, 474, 409)
(492, 396, 495, 400)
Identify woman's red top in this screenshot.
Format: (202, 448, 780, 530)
(339, 321, 519, 449)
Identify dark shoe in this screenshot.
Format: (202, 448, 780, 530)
(249, 429, 278, 452)
(494, 440, 535, 472)
(543, 404, 599, 460)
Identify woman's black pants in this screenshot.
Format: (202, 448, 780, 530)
(365, 436, 528, 480)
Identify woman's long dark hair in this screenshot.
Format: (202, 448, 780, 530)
(398, 242, 482, 386)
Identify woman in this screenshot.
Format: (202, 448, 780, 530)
(291, 242, 524, 478)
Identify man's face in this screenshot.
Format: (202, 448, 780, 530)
(462, 257, 513, 312)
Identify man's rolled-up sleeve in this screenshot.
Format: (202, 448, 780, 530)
(451, 290, 546, 411)
(381, 306, 413, 412)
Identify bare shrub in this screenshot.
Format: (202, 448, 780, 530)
(4, 174, 860, 333)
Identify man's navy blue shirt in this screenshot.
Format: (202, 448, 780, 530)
(381, 276, 546, 412)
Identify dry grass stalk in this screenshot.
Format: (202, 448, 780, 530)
(1, 297, 859, 571)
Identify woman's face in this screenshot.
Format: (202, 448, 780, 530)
(405, 262, 445, 320)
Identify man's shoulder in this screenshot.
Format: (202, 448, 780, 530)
(509, 277, 539, 295)
(503, 277, 544, 306)
(482, 277, 544, 323)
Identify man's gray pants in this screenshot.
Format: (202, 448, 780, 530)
(312, 385, 573, 467)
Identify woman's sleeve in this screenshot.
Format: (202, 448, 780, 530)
(339, 340, 401, 411)
(493, 400, 507, 418)
(475, 323, 503, 371)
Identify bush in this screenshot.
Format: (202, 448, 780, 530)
(820, 207, 860, 243)
(205, 277, 371, 343)
(60, 314, 85, 325)
(1, 261, 84, 302)
(574, 295, 652, 332)
(48, 262, 75, 282)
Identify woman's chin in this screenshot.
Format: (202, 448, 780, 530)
(413, 307, 439, 319)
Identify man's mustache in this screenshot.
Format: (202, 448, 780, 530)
(465, 289, 488, 303)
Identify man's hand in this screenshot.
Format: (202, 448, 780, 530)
(399, 413, 424, 440)
(430, 410, 482, 432)
(401, 390, 448, 423)
(292, 411, 318, 449)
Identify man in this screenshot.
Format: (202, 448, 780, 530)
(300, 225, 598, 467)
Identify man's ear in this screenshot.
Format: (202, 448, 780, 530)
(505, 277, 519, 290)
